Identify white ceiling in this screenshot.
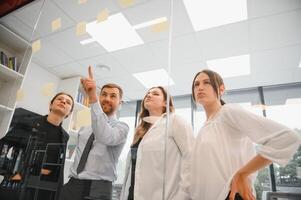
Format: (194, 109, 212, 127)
(1, 0, 301, 101)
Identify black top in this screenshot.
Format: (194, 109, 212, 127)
(128, 138, 142, 200)
(36, 117, 64, 181)
(0, 115, 69, 200)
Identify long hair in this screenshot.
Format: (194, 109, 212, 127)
(132, 86, 175, 145)
(192, 69, 226, 105)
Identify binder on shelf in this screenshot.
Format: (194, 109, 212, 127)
(0, 51, 8, 67)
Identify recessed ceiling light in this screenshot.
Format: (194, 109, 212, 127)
(80, 38, 96, 45)
(132, 17, 168, 30)
(85, 13, 144, 52)
(207, 54, 250, 78)
(286, 98, 301, 105)
(183, 0, 247, 31)
(133, 68, 175, 88)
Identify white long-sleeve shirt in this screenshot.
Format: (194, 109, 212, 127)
(189, 104, 301, 200)
(120, 113, 194, 200)
(69, 102, 129, 181)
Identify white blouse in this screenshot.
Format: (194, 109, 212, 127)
(189, 104, 301, 200)
(120, 113, 194, 200)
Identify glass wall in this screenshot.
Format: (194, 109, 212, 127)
(263, 83, 301, 195)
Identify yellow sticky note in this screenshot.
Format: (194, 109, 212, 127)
(78, 0, 87, 4)
(32, 40, 41, 53)
(41, 83, 55, 97)
(16, 89, 25, 102)
(52, 18, 61, 32)
(76, 22, 87, 36)
(97, 8, 109, 23)
(151, 21, 169, 33)
(76, 108, 91, 128)
(119, 0, 135, 8)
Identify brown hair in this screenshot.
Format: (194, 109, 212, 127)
(132, 86, 175, 144)
(50, 92, 75, 116)
(192, 69, 225, 105)
(101, 83, 123, 99)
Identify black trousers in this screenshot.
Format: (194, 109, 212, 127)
(225, 192, 243, 200)
(59, 178, 112, 200)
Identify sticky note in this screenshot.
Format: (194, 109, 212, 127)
(97, 8, 109, 23)
(52, 18, 61, 32)
(76, 21, 87, 36)
(151, 21, 169, 33)
(41, 83, 55, 97)
(16, 89, 25, 102)
(32, 40, 41, 53)
(78, 0, 87, 4)
(119, 0, 135, 8)
(76, 108, 91, 128)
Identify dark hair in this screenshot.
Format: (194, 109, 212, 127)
(50, 92, 75, 113)
(100, 83, 123, 99)
(192, 69, 226, 105)
(133, 86, 175, 144)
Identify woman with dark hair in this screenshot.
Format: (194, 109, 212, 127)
(120, 86, 193, 200)
(0, 92, 74, 200)
(189, 69, 301, 200)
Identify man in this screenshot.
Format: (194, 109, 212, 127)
(59, 66, 129, 200)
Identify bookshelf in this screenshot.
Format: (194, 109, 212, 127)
(0, 24, 32, 139)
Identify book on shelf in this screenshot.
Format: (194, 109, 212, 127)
(76, 92, 90, 107)
(1, 51, 8, 67)
(8, 57, 17, 71)
(1, 51, 18, 72)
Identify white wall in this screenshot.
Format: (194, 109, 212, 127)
(16, 62, 60, 115)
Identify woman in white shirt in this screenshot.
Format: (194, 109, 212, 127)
(120, 86, 193, 200)
(189, 69, 301, 200)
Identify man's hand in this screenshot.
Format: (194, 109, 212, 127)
(81, 66, 98, 103)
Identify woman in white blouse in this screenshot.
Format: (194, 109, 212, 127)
(189, 69, 301, 200)
(120, 86, 193, 200)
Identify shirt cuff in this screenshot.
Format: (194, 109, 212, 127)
(90, 101, 104, 117)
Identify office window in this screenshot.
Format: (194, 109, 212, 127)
(263, 84, 301, 195)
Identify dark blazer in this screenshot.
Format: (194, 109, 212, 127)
(1, 115, 69, 200)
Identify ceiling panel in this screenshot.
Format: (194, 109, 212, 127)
(250, 9, 301, 51)
(111, 44, 159, 73)
(47, 27, 107, 60)
(78, 53, 130, 79)
(251, 45, 301, 74)
(31, 38, 74, 68)
(196, 20, 249, 60)
(49, 62, 86, 78)
(248, 0, 301, 19)
(13, 0, 75, 40)
(53, 0, 120, 22)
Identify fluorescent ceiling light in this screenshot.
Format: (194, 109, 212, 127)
(133, 68, 175, 88)
(132, 17, 168, 30)
(183, 0, 247, 31)
(207, 54, 250, 78)
(286, 98, 301, 105)
(299, 58, 301, 68)
(80, 38, 96, 45)
(85, 13, 144, 52)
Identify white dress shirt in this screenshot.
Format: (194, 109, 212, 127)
(69, 102, 129, 181)
(189, 104, 301, 200)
